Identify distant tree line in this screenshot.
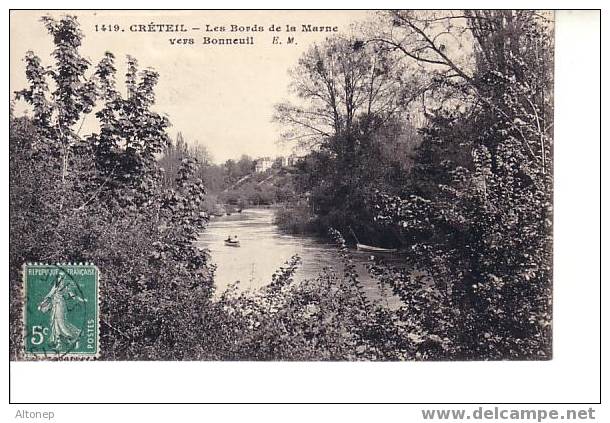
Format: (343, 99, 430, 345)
(159, 134, 299, 210)
(10, 11, 553, 361)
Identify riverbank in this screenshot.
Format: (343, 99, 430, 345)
(273, 203, 323, 235)
(196, 208, 404, 306)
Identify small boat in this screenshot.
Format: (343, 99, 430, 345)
(224, 239, 240, 247)
(356, 243, 397, 253)
(349, 226, 397, 253)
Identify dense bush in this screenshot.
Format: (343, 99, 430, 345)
(273, 202, 322, 235)
(214, 232, 414, 361)
(9, 15, 398, 362)
(10, 12, 554, 362)
(10, 16, 214, 360)
(371, 11, 553, 359)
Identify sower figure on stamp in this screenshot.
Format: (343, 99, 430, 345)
(37, 271, 87, 348)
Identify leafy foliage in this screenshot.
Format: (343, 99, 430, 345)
(371, 11, 553, 359)
(215, 232, 412, 361)
(10, 16, 213, 360)
(11, 12, 554, 362)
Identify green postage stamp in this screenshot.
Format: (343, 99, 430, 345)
(23, 263, 100, 358)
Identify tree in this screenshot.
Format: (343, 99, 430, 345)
(16, 16, 97, 184)
(372, 10, 553, 359)
(369, 10, 552, 163)
(273, 35, 417, 149)
(274, 35, 424, 241)
(11, 15, 214, 360)
(236, 155, 254, 175)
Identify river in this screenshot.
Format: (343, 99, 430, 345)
(195, 208, 404, 304)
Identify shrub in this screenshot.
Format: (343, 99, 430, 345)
(273, 203, 321, 234)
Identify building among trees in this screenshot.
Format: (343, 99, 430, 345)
(254, 157, 273, 173)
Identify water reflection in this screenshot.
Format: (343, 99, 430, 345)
(195, 208, 404, 303)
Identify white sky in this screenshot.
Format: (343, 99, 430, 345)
(10, 10, 373, 163)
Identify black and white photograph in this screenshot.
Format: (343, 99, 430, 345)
(8, 9, 556, 362)
(6, 6, 603, 414)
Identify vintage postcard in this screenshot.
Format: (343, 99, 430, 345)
(10, 10, 554, 361)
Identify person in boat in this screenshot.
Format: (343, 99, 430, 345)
(225, 235, 239, 243)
